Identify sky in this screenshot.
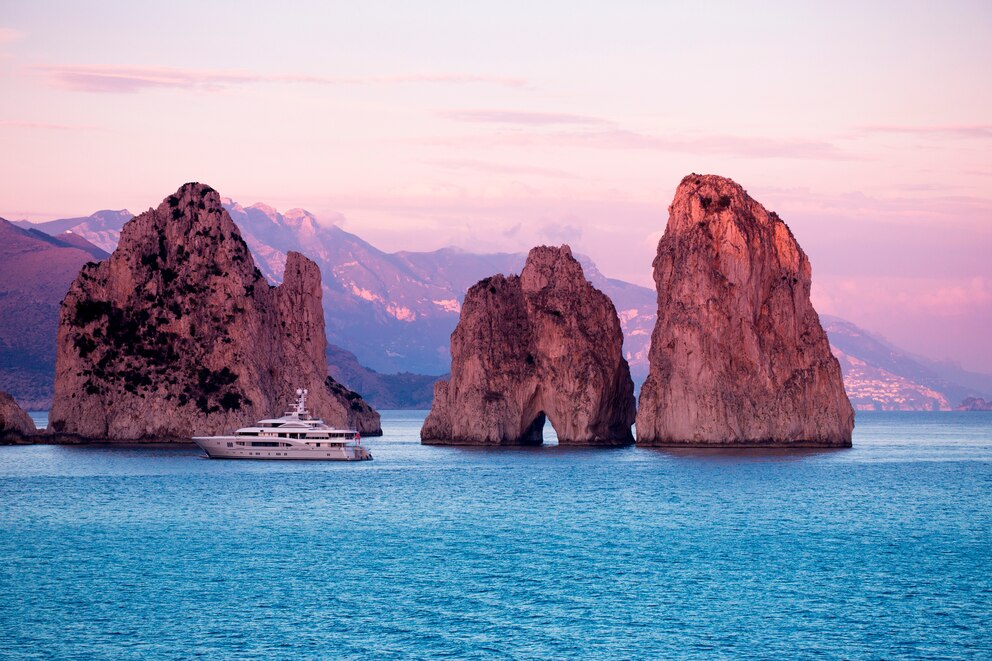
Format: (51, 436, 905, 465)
(1, 1, 990, 371)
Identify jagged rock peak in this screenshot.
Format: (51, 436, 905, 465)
(49, 183, 380, 440)
(636, 174, 854, 447)
(0, 391, 37, 442)
(422, 244, 635, 446)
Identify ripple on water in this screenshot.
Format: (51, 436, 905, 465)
(1, 411, 991, 658)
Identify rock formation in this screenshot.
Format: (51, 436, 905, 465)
(636, 174, 854, 447)
(957, 397, 992, 411)
(422, 245, 635, 445)
(0, 390, 37, 442)
(49, 183, 380, 440)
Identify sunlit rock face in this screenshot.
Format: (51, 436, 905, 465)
(49, 183, 380, 440)
(422, 245, 635, 446)
(636, 174, 854, 447)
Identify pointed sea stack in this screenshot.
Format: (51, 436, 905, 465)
(636, 174, 853, 447)
(422, 245, 635, 445)
(49, 183, 380, 440)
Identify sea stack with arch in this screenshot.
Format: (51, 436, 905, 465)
(636, 174, 854, 447)
(421, 245, 636, 446)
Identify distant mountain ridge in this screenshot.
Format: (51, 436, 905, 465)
(823, 316, 992, 410)
(221, 199, 656, 379)
(14, 210, 131, 253)
(5, 201, 990, 411)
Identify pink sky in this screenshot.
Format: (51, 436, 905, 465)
(1, 2, 990, 371)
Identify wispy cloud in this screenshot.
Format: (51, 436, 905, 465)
(441, 110, 609, 126)
(761, 186, 992, 223)
(425, 158, 579, 179)
(861, 124, 992, 139)
(424, 127, 854, 160)
(818, 276, 992, 319)
(0, 119, 95, 131)
(435, 105, 853, 159)
(33, 64, 527, 93)
(557, 129, 854, 160)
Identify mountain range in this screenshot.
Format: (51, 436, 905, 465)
(3, 202, 990, 411)
(0, 219, 109, 408)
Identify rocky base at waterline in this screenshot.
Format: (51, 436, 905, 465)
(48, 182, 380, 441)
(636, 174, 854, 448)
(2, 431, 201, 446)
(422, 245, 636, 446)
(0, 390, 37, 443)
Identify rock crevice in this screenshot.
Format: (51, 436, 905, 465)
(636, 174, 853, 446)
(422, 245, 635, 445)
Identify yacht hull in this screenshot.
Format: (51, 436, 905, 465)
(193, 436, 372, 461)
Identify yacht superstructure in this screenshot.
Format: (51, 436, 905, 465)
(192, 389, 372, 461)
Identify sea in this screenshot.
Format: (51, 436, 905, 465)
(1, 410, 990, 659)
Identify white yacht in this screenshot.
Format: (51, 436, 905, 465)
(192, 389, 372, 461)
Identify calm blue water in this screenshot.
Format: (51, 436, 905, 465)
(2, 411, 991, 659)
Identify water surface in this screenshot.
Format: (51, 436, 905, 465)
(2, 411, 991, 658)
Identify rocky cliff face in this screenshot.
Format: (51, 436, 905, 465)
(422, 245, 635, 445)
(0, 390, 36, 442)
(48, 183, 380, 440)
(636, 174, 853, 446)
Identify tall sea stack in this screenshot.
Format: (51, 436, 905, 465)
(636, 174, 853, 447)
(49, 183, 380, 440)
(422, 245, 635, 445)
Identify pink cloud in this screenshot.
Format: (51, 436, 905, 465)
(861, 124, 992, 139)
(380, 74, 526, 87)
(555, 129, 854, 160)
(440, 110, 609, 126)
(423, 127, 854, 160)
(33, 64, 527, 93)
(0, 119, 95, 130)
(424, 158, 580, 179)
(760, 186, 992, 223)
(821, 276, 992, 318)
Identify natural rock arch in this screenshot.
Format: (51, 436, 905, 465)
(517, 390, 574, 445)
(422, 245, 635, 446)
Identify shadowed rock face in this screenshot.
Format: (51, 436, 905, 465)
(636, 174, 854, 447)
(0, 390, 36, 442)
(422, 245, 635, 445)
(49, 183, 380, 440)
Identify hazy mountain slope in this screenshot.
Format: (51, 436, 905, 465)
(326, 345, 441, 409)
(0, 219, 108, 409)
(823, 316, 989, 410)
